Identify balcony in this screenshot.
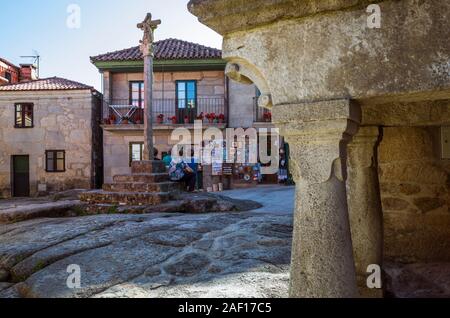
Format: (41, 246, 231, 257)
(102, 98, 227, 127)
(253, 97, 272, 123)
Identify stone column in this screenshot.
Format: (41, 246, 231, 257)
(347, 126, 384, 298)
(143, 54, 155, 160)
(103, 71, 112, 119)
(138, 13, 161, 161)
(274, 99, 360, 298)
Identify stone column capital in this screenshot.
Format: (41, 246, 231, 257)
(348, 126, 381, 169)
(349, 126, 380, 145)
(273, 99, 361, 184)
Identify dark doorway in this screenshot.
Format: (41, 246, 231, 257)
(12, 155, 30, 197)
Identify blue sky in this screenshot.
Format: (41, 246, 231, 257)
(0, 0, 222, 90)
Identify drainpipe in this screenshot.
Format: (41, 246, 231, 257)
(225, 75, 230, 127)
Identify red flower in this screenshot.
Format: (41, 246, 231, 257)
(263, 112, 272, 119)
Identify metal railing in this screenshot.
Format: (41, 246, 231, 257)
(102, 98, 226, 125)
(253, 97, 272, 123)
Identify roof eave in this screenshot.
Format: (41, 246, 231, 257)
(91, 58, 227, 72)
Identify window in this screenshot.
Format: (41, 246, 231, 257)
(46, 150, 65, 172)
(129, 142, 144, 166)
(129, 81, 144, 108)
(15, 103, 34, 128)
(4, 72, 12, 83)
(176, 81, 197, 109)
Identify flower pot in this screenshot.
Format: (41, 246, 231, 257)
(157, 118, 163, 124)
(171, 119, 177, 124)
(184, 119, 190, 124)
(218, 119, 224, 124)
(122, 119, 129, 124)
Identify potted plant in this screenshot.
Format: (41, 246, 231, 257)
(206, 113, 216, 124)
(196, 112, 205, 121)
(263, 112, 272, 122)
(134, 112, 142, 124)
(121, 116, 130, 124)
(103, 117, 111, 125)
(184, 115, 190, 124)
(108, 114, 116, 125)
(218, 113, 225, 124)
(157, 114, 164, 124)
(169, 116, 177, 124)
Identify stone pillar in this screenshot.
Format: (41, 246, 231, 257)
(274, 99, 360, 298)
(102, 71, 112, 119)
(143, 55, 155, 161)
(138, 13, 161, 161)
(347, 126, 384, 298)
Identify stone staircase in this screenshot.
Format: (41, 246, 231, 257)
(80, 160, 178, 206)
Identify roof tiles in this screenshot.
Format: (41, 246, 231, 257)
(91, 38, 222, 62)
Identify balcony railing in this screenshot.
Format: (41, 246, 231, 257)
(102, 98, 226, 125)
(253, 97, 272, 123)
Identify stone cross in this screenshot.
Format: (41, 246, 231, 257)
(137, 13, 161, 160)
(137, 13, 161, 57)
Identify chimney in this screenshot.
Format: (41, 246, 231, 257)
(19, 64, 38, 82)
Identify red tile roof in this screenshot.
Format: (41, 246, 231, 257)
(0, 77, 94, 91)
(91, 38, 222, 62)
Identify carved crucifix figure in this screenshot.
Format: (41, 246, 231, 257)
(137, 13, 161, 57)
(137, 13, 161, 160)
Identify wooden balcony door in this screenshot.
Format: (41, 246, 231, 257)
(176, 80, 197, 124)
(12, 155, 30, 197)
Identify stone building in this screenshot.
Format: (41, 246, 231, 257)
(0, 77, 103, 198)
(91, 38, 277, 189)
(188, 0, 450, 297)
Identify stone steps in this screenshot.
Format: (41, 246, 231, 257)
(103, 181, 176, 193)
(80, 160, 175, 206)
(79, 190, 170, 206)
(113, 173, 169, 183)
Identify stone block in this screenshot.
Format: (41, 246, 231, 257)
(103, 181, 175, 193)
(113, 173, 169, 184)
(131, 160, 166, 174)
(413, 197, 446, 214)
(79, 190, 169, 206)
(381, 197, 411, 211)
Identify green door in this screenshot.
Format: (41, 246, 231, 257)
(12, 155, 30, 197)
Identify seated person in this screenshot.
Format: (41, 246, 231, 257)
(153, 148, 160, 160)
(162, 153, 172, 168)
(168, 150, 196, 192)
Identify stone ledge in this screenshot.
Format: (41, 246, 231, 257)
(79, 190, 170, 206)
(0, 200, 84, 224)
(188, 0, 380, 34)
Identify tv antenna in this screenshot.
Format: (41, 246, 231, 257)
(20, 50, 40, 78)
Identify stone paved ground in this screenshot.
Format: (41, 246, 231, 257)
(1, 185, 449, 298)
(0, 186, 294, 298)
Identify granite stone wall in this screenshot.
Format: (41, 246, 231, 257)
(0, 90, 99, 197)
(379, 126, 450, 262)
